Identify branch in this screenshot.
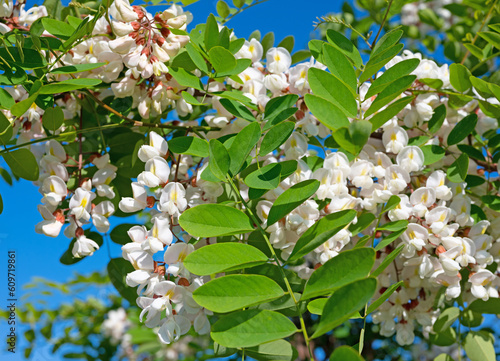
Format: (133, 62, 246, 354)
(370, 0, 394, 49)
(83, 90, 221, 132)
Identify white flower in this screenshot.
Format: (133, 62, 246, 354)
(119, 182, 148, 212)
(138, 132, 169, 162)
(164, 242, 194, 276)
(159, 182, 187, 217)
(41, 176, 67, 206)
(469, 269, 498, 301)
(138, 156, 170, 188)
(109, 0, 139, 22)
(236, 39, 263, 63)
(382, 125, 408, 154)
(92, 201, 115, 233)
(72, 235, 100, 258)
(69, 187, 96, 221)
(35, 205, 64, 238)
(396, 146, 424, 173)
(266, 47, 292, 74)
(158, 315, 191, 344)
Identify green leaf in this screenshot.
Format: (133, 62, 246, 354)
(464, 331, 496, 361)
(0, 88, 14, 109)
(204, 14, 219, 51)
(447, 153, 469, 183)
(371, 245, 404, 277)
(365, 58, 420, 98)
(228, 121, 261, 174)
(307, 298, 327, 315)
(184, 242, 268, 275)
(291, 49, 312, 64)
(302, 248, 375, 300)
(209, 46, 237, 75)
(11, 92, 39, 117)
(50, 63, 106, 74)
(421, 144, 446, 165)
(263, 94, 299, 129)
(179, 204, 254, 237)
(304, 94, 349, 131)
(2, 149, 39, 181)
(211, 309, 297, 347)
(308, 68, 357, 118)
(428, 104, 447, 134)
(449, 63, 472, 92)
(43, 107, 64, 133)
(434, 354, 454, 361)
(169, 67, 204, 91)
(260, 121, 295, 155)
(330, 346, 364, 361)
(312, 278, 377, 338)
(447, 114, 478, 146)
(277, 35, 294, 53)
(245, 339, 297, 361)
(288, 210, 356, 262)
(333, 121, 372, 155)
(193, 275, 284, 313)
(349, 212, 376, 234)
(457, 144, 485, 161)
(39, 78, 102, 94)
(0, 112, 13, 143)
(220, 98, 255, 122)
(368, 96, 415, 131)
(267, 180, 319, 226)
(245, 163, 282, 190)
(209, 139, 230, 180)
(464, 43, 484, 60)
(371, 29, 403, 57)
(429, 327, 457, 347)
(376, 220, 408, 232)
(185, 43, 209, 74)
(382, 195, 401, 213)
(169, 136, 209, 157)
(107, 258, 137, 305)
(360, 44, 404, 83)
(216, 0, 231, 18)
(181, 91, 206, 106)
(366, 281, 404, 314)
(0, 47, 47, 69)
(109, 224, 136, 245)
(326, 29, 363, 68)
(365, 75, 416, 117)
(374, 229, 405, 251)
(261, 32, 275, 59)
(478, 31, 500, 50)
(433, 307, 460, 333)
(322, 43, 357, 92)
(468, 298, 500, 314)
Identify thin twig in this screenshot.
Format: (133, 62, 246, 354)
(371, 0, 394, 49)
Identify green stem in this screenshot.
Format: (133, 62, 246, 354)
(0, 123, 125, 155)
(227, 177, 313, 361)
(370, 0, 394, 49)
(221, 0, 270, 24)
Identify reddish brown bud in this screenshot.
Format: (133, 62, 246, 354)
(75, 227, 85, 238)
(146, 196, 156, 208)
(131, 21, 141, 31)
(160, 27, 171, 38)
(178, 278, 190, 287)
(314, 263, 322, 270)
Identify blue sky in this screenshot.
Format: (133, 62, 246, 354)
(0, 1, 349, 359)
